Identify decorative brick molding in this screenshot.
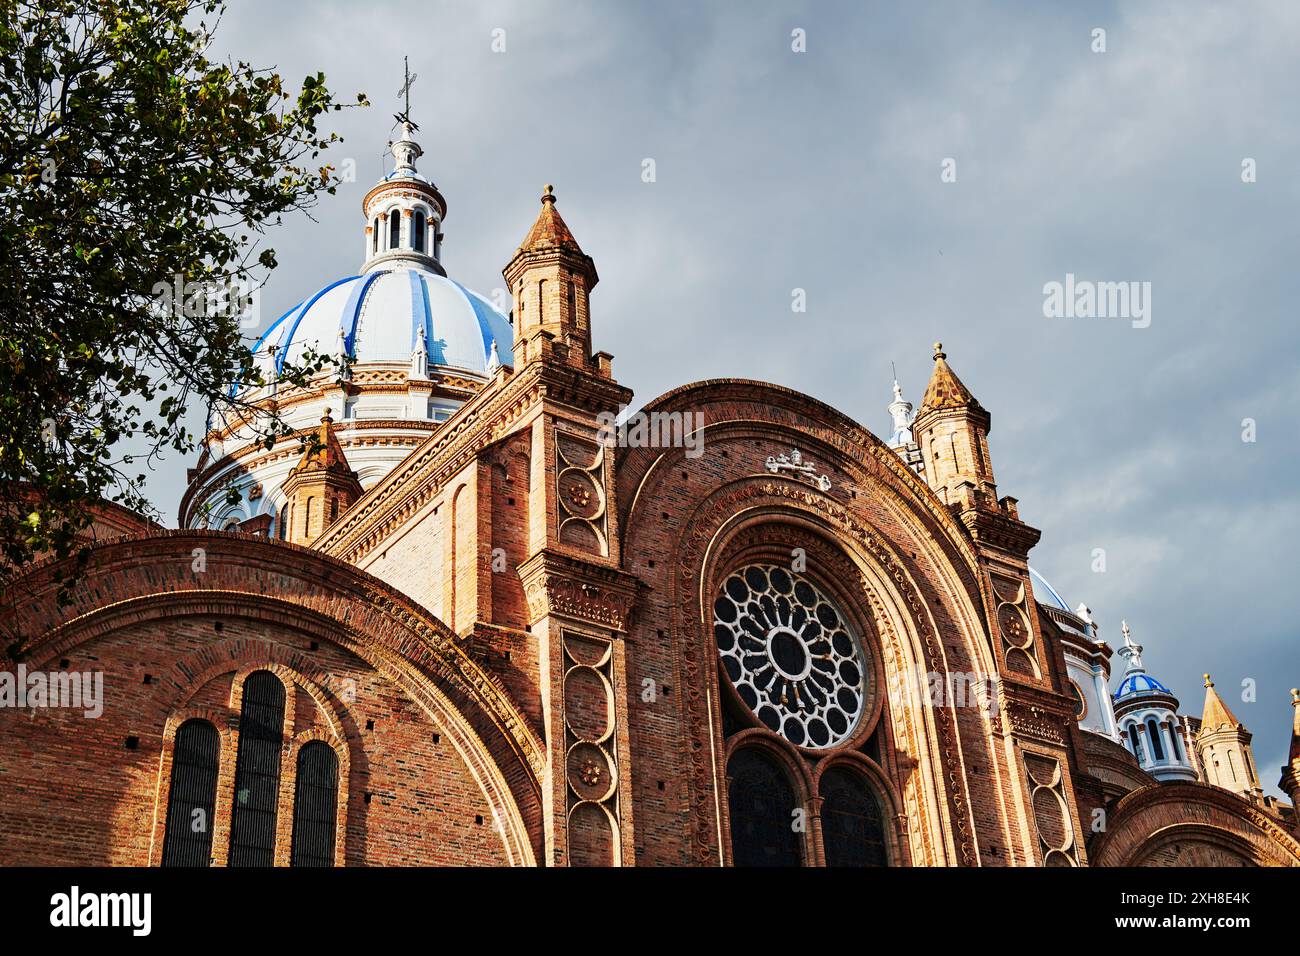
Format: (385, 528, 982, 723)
(1090, 782, 1300, 867)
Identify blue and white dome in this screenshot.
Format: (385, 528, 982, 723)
(253, 267, 513, 377)
(1114, 672, 1173, 699)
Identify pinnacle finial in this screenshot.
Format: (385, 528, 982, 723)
(1291, 688, 1300, 705)
(1204, 673, 1214, 687)
(542, 184, 556, 203)
(932, 341, 945, 360)
(322, 407, 333, 423)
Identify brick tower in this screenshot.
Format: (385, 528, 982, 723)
(281, 410, 363, 545)
(914, 341, 1084, 864)
(1196, 674, 1264, 802)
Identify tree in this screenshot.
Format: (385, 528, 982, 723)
(0, 0, 366, 597)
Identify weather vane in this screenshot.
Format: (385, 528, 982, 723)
(395, 55, 419, 130)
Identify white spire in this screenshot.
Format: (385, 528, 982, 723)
(1117, 619, 1145, 673)
(391, 121, 423, 177)
(335, 328, 351, 382)
(409, 324, 429, 380)
(886, 374, 914, 448)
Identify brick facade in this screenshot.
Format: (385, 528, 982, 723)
(3, 191, 1298, 868)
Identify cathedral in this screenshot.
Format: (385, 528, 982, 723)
(2, 121, 1298, 868)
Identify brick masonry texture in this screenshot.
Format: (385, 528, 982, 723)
(2, 201, 1298, 868)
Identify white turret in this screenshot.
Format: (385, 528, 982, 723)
(1112, 621, 1197, 782)
(885, 373, 924, 475)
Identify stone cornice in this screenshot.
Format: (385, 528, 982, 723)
(1001, 676, 1075, 747)
(517, 550, 641, 633)
(957, 505, 1042, 557)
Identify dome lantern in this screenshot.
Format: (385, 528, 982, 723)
(361, 117, 448, 276)
(1111, 621, 1197, 782)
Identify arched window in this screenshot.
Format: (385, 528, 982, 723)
(1127, 723, 1143, 761)
(413, 210, 426, 252)
(1168, 722, 1184, 761)
(291, 742, 340, 867)
(819, 766, 887, 866)
(727, 748, 801, 866)
(389, 211, 401, 250)
(1146, 717, 1165, 761)
(278, 503, 288, 540)
(161, 719, 221, 867)
(228, 671, 286, 867)
(371, 217, 379, 253)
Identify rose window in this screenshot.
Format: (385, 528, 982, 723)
(713, 564, 867, 748)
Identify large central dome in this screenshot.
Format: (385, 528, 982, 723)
(184, 119, 521, 534)
(254, 267, 513, 376)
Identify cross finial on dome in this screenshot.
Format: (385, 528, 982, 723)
(1121, 619, 1133, 647)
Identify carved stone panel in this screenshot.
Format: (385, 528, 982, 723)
(1024, 752, 1078, 866)
(563, 630, 621, 866)
(993, 575, 1040, 679)
(556, 432, 608, 555)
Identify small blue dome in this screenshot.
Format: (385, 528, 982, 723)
(1114, 672, 1172, 699)
(253, 266, 513, 376)
(1028, 567, 1071, 613)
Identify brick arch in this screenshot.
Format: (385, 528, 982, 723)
(615, 382, 1013, 864)
(622, 460, 1008, 865)
(0, 531, 544, 866)
(812, 751, 910, 867)
(617, 378, 984, 589)
(1090, 782, 1300, 867)
(721, 729, 816, 864)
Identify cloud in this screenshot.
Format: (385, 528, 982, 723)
(135, 0, 1299, 791)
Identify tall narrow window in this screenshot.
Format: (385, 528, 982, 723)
(290, 742, 340, 867)
(413, 210, 426, 252)
(1127, 723, 1143, 761)
(279, 504, 289, 540)
(567, 279, 576, 320)
(1146, 717, 1165, 761)
(820, 766, 887, 866)
(727, 748, 801, 866)
(389, 211, 401, 250)
(372, 218, 379, 253)
(161, 719, 221, 867)
(228, 671, 286, 867)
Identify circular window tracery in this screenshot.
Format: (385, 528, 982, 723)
(713, 563, 867, 749)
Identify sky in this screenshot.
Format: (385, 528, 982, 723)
(145, 0, 1300, 788)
